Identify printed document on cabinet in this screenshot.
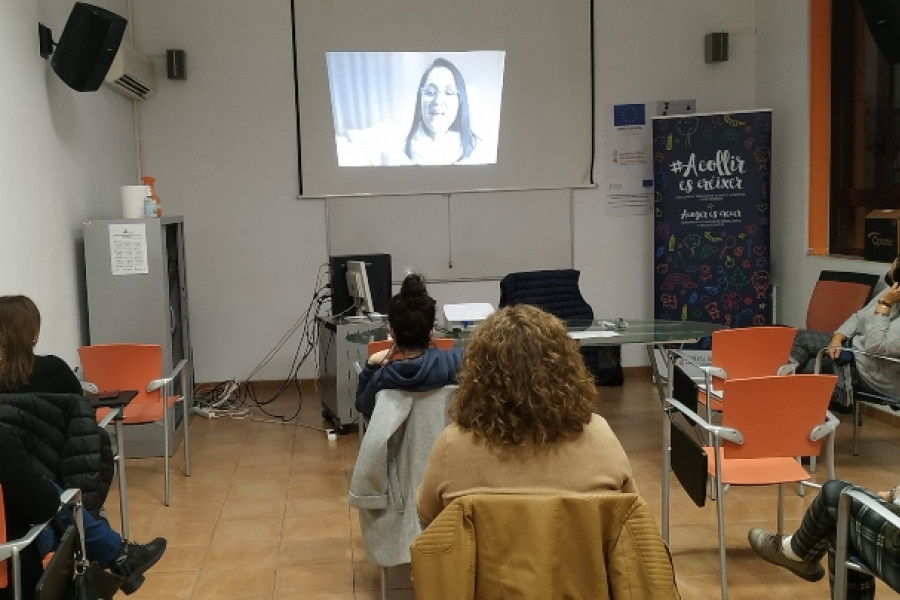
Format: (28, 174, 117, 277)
(108, 223, 149, 275)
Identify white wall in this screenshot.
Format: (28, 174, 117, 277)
(131, 0, 772, 382)
(8, 1, 887, 384)
(0, 0, 137, 368)
(132, 0, 326, 384)
(579, 0, 758, 365)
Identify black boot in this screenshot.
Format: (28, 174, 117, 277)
(108, 537, 167, 594)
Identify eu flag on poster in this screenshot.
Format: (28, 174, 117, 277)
(614, 104, 646, 127)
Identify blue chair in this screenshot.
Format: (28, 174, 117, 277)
(499, 269, 622, 386)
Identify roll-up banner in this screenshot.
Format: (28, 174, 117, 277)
(652, 109, 772, 347)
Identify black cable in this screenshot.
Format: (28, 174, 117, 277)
(194, 263, 333, 423)
(234, 263, 332, 421)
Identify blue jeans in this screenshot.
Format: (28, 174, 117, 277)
(35, 482, 122, 567)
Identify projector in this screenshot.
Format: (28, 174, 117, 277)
(443, 303, 495, 330)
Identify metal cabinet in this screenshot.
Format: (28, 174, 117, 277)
(316, 316, 379, 433)
(82, 216, 193, 457)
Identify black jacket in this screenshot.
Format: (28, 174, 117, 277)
(0, 393, 113, 515)
(0, 426, 62, 600)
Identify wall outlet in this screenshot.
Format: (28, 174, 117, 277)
(657, 99, 696, 116)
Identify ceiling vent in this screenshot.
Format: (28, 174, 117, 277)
(103, 42, 156, 100)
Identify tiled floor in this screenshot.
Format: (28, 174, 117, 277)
(103, 371, 900, 599)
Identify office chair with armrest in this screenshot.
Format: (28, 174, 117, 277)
(806, 270, 880, 333)
(833, 487, 900, 600)
(662, 367, 839, 600)
(78, 344, 190, 506)
(816, 346, 900, 456)
(499, 269, 621, 385)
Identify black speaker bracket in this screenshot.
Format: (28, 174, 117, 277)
(38, 23, 55, 59)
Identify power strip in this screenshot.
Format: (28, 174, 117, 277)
(193, 406, 218, 419)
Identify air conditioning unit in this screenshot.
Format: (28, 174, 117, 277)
(103, 43, 156, 101)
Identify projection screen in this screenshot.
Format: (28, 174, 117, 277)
(292, 0, 594, 197)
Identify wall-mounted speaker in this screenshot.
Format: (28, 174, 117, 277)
(860, 0, 900, 64)
(704, 32, 729, 64)
(51, 2, 127, 92)
(166, 49, 187, 80)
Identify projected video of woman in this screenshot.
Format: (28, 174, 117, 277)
(326, 51, 504, 167)
(403, 58, 479, 165)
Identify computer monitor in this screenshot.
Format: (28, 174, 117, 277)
(328, 253, 392, 317)
(346, 260, 375, 316)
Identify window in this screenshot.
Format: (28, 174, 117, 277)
(827, 0, 900, 256)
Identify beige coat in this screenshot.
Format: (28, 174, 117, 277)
(416, 415, 638, 526)
(410, 493, 680, 600)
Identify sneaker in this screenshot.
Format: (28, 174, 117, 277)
(747, 529, 824, 582)
(109, 537, 167, 594)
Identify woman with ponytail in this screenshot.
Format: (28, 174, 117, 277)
(355, 273, 463, 421)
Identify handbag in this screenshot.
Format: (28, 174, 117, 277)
(52, 500, 122, 600)
(72, 559, 121, 600)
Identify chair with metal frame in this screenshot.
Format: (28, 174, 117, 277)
(662, 365, 840, 600)
(0, 488, 83, 600)
(78, 344, 190, 507)
(833, 486, 900, 600)
(806, 270, 880, 333)
(816, 346, 900, 456)
(697, 325, 798, 413)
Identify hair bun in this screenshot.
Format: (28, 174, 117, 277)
(400, 273, 428, 298)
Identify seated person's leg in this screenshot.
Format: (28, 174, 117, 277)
(790, 329, 835, 374)
(749, 480, 886, 599)
(833, 484, 900, 597)
(51, 482, 166, 595)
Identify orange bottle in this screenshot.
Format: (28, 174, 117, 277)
(141, 176, 162, 217)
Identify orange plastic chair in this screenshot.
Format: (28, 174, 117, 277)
(697, 326, 797, 413)
(806, 271, 879, 332)
(0, 488, 84, 600)
(366, 337, 455, 358)
(663, 368, 839, 600)
(78, 344, 190, 507)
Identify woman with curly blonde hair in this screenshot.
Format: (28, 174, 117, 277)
(416, 304, 636, 526)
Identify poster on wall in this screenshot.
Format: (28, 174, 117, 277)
(604, 100, 696, 216)
(652, 109, 772, 341)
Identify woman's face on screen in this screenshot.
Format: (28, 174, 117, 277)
(419, 66, 459, 136)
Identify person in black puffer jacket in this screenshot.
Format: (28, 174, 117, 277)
(0, 421, 168, 599)
(0, 295, 114, 515)
(0, 393, 113, 516)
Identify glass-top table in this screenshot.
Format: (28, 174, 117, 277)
(341, 317, 723, 348)
(338, 315, 725, 540)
